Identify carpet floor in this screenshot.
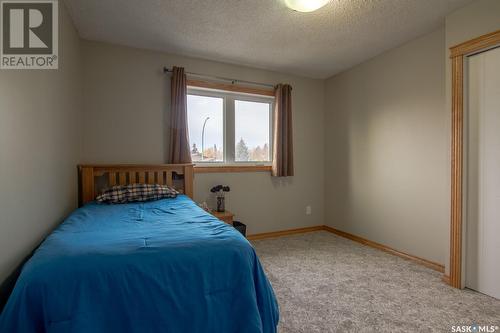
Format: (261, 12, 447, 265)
(252, 231, 500, 333)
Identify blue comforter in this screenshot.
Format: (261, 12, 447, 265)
(0, 195, 279, 333)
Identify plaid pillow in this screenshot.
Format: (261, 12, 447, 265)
(96, 184, 179, 204)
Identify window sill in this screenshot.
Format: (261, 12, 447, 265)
(194, 165, 272, 173)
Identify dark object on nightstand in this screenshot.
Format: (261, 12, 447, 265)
(210, 185, 230, 212)
(216, 196, 225, 212)
(233, 221, 246, 237)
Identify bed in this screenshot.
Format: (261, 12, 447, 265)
(0, 164, 279, 333)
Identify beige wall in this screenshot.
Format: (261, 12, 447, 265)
(445, 0, 500, 48)
(324, 28, 447, 265)
(81, 41, 325, 235)
(443, 0, 500, 275)
(0, 3, 82, 282)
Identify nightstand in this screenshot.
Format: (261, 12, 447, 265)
(212, 210, 234, 225)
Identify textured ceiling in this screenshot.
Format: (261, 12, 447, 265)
(65, 0, 473, 79)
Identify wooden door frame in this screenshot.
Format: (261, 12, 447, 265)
(449, 29, 500, 288)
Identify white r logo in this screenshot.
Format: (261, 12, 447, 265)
(9, 8, 48, 48)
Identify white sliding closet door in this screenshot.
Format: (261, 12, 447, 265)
(466, 46, 500, 299)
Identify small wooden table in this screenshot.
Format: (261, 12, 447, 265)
(212, 210, 234, 225)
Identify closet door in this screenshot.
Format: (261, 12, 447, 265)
(466, 46, 500, 299)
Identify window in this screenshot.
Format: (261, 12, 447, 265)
(187, 88, 273, 165)
(235, 100, 270, 162)
(187, 94, 224, 162)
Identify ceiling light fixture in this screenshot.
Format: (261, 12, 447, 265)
(284, 0, 330, 12)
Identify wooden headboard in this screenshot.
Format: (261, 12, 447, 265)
(78, 164, 194, 206)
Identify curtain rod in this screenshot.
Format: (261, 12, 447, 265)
(163, 67, 275, 89)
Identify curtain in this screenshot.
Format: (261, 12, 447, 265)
(168, 66, 192, 164)
(272, 84, 294, 177)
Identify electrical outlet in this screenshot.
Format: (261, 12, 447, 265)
(306, 205, 312, 215)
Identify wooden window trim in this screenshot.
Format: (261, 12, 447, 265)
(187, 79, 275, 97)
(194, 165, 272, 174)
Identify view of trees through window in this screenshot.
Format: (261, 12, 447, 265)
(235, 100, 270, 162)
(235, 138, 269, 162)
(187, 92, 272, 163)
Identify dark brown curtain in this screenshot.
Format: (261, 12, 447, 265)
(272, 84, 294, 177)
(168, 67, 192, 164)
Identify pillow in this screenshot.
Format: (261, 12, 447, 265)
(96, 184, 179, 204)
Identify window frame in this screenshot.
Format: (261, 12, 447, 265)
(186, 89, 227, 164)
(187, 86, 274, 170)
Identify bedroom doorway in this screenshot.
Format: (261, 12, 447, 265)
(464, 46, 500, 300)
(449, 29, 500, 289)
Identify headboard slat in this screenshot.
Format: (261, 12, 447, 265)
(78, 164, 194, 206)
(157, 171, 164, 185)
(147, 172, 154, 184)
(128, 171, 135, 183)
(166, 171, 173, 187)
(138, 172, 145, 184)
(109, 172, 117, 186)
(119, 173, 127, 185)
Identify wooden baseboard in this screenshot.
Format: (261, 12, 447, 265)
(249, 225, 445, 274)
(442, 275, 450, 285)
(323, 226, 445, 273)
(247, 226, 324, 241)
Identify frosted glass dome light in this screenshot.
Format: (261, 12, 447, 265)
(284, 0, 331, 12)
